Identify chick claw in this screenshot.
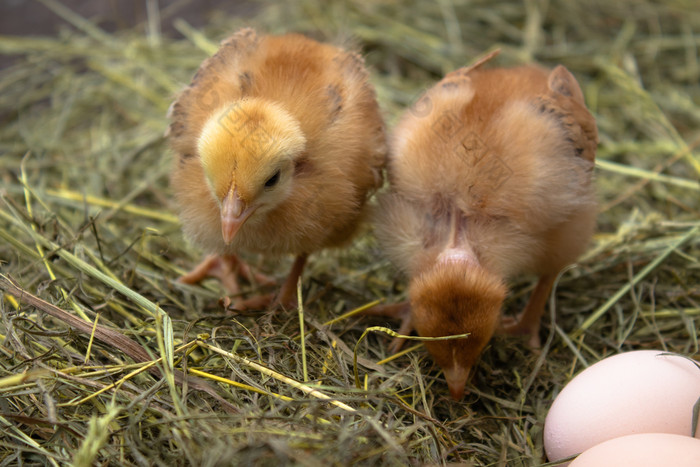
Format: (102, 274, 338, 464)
(229, 293, 276, 311)
(178, 254, 275, 295)
(225, 253, 309, 311)
(363, 301, 413, 353)
(500, 315, 542, 349)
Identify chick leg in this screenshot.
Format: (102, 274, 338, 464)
(363, 301, 413, 353)
(275, 253, 309, 308)
(500, 273, 556, 348)
(178, 254, 275, 294)
(234, 253, 308, 310)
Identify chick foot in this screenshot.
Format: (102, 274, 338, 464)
(178, 254, 275, 295)
(499, 274, 556, 348)
(227, 253, 309, 311)
(229, 293, 276, 311)
(363, 301, 413, 353)
(500, 315, 542, 349)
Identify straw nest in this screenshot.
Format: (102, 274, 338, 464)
(1, 0, 698, 465)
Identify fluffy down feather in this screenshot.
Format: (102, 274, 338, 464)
(373, 60, 597, 399)
(169, 28, 386, 307)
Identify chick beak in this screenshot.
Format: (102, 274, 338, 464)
(221, 189, 256, 245)
(443, 365, 471, 401)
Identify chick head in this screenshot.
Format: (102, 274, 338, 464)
(409, 253, 506, 400)
(197, 98, 306, 244)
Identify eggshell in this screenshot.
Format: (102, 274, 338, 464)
(544, 350, 700, 464)
(569, 433, 700, 467)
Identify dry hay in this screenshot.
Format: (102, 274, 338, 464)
(1, 0, 698, 465)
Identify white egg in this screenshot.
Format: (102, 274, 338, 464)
(544, 350, 700, 464)
(569, 433, 700, 467)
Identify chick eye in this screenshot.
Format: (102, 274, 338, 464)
(264, 170, 280, 189)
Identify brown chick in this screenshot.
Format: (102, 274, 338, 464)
(168, 28, 386, 308)
(371, 60, 598, 400)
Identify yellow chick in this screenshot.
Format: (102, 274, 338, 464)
(370, 58, 598, 399)
(169, 28, 386, 308)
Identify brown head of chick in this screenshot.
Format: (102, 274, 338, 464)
(410, 252, 507, 399)
(169, 28, 386, 307)
(373, 57, 598, 400)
